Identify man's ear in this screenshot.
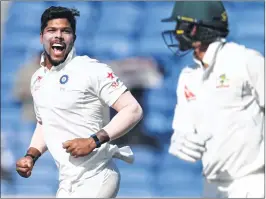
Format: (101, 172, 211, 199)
(40, 32, 43, 44)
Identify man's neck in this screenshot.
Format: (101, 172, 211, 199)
(196, 51, 209, 69)
(45, 58, 53, 70)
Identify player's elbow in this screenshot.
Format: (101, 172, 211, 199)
(130, 102, 143, 123)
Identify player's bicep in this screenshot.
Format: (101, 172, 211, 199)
(111, 90, 138, 112)
(172, 75, 187, 129)
(172, 98, 191, 131)
(95, 64, 127, 107)
(30, 75, 43, 124)
(172, 72, 195, 134)
(33, 102, 42, 124)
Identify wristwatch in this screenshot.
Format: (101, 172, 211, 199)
(24, 154, 39, 164)
(90, 134, 102, 148)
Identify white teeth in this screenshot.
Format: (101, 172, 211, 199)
(52, 44, 63, 47)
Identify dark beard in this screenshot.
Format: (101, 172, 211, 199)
(44, 51, 67, 66)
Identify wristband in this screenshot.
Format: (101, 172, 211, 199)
(24, 154, 39, 164)
(90, 134, 101, 148)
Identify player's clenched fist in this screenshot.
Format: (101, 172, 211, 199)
(62, 138, 97, 158)
(16, 156, 34, 178)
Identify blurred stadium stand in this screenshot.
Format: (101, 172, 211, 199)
(1, 1, 264, 198)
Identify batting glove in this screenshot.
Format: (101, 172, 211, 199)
(169, 131, 208, 162)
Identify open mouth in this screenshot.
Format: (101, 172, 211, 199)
(51, 43, 66, 56)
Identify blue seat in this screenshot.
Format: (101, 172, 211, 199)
(236, 38, 265, 55)
(234, 9, 264, 39)
(1, 180, 15, 196)
(158, 186, 202, 198)
(156, 157, 203, 197)
(96, 2, 142, 36)
(138, 35, 171, 57)
(230, 1, 264, 10)
(157, 168, 203, 187)
(24, 36, 43, 58)
(8, 2, 48, 15)
(91, 34, 137, 60)
(1, 71, 17, 87)
(130, 145, 157, 166)
(1, 115, 21, 150)
(118, 166, 154, 187)
(6, 2, 47, 33)
(142, 2, 175, 36)
(52, 1, 100, 35)
(143, 112, 170, 135)
(164, 77, 178, 94)
(74, 35, 93, 56)
(14, 184, 56, 197)
(1, 85, 18, 106)
(228, 7, 264, 39)
(117, 186, 155, 198)
(3, 31, 41, 51)
(143, 86, 176, 110)
(1, 108, 21, 121)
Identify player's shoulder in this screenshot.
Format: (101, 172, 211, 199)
(180, 65, 195, 74)
(222, 42, 264, 70)
(244, 46, 264, 60)
(223, 42, 263, 58)
(179, 64, 199, 81)
(73, 55, 112, 73)
(30, 67, 44, 86)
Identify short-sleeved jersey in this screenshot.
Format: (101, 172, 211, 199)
(30, 48, 127, 183)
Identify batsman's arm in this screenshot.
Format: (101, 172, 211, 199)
(246, 50, 265, 110)
(172, 68, 195, 134)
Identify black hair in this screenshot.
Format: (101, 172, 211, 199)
(41, 6, 80, 34)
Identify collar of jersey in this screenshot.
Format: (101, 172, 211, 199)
(193, 38, 226, 70)
(40, 47, 76, 72)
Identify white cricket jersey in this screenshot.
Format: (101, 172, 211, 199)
(172, 40, 265, 181)
(30, 48, 128, 185)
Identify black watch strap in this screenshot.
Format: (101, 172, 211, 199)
(24, 154, 39, 164)
(90, 134, 101, 148)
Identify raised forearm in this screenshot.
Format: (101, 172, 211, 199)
(100, 103, 143, 141)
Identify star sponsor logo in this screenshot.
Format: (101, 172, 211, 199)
(107, 72, 115, 80)
(33, 76, 42, 85)
(111, 78, 120, 88)
(184, 85, 196, 101)
(33, 76, 43, 91)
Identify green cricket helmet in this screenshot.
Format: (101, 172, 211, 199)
(161, 1, 229, 56)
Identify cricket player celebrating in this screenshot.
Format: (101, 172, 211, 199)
(15, 6, 143, 198)
(162, 1, 264, 198)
